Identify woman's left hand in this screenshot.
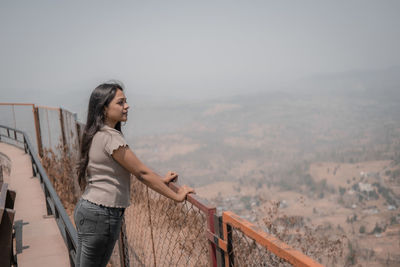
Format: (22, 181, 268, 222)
(163, 171, 178, 184)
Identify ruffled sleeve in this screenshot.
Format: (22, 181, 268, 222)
(104, 131, 129, 156)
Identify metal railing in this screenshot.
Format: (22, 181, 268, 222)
(124, 178, 216, 266)
(219, 211, 324, 267)
(1, 102, 327, 267)
(0, 125, 77, 266)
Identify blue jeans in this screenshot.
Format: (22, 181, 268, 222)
(74, 198, 125, 267)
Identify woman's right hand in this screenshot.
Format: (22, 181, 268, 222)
(176, 185, 195, 202)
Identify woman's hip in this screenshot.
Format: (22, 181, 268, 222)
(74, 198, 124, 236)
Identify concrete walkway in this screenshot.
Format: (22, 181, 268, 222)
(0, 142, 70, 267)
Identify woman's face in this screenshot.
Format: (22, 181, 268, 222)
(104, 89, 129, 127)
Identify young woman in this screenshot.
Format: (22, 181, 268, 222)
(74, 82, 194, 267)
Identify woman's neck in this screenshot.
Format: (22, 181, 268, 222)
(104, 119, 116, 128)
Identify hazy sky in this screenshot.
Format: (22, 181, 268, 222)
(1, 1, 399, 106)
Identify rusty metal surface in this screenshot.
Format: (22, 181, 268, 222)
(222, 211, 324, 267)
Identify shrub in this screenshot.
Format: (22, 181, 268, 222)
(41, 142, 80, 216)
(339, 187, 346, 196)
(352, 183, 360, 192)
(391, 168, 400, 179)
(371, 223, 383, 234)
(345, 241, 357, 266)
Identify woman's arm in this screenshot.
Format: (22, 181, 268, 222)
(111, 146, 194, 202)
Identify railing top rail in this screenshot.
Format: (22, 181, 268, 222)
(0, 103, 35, 106)
(169, 182, 216, 213)
(0, 125, 25, 135)
(36, 105, 61, 110)
(222, 211, 324, 267)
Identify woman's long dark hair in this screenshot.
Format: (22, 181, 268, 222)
(77, 82, 124, 190)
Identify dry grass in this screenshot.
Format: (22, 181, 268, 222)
(124, 178, 209, 267)
(262, 200, 347, 267)
(40, 141, 80, 216)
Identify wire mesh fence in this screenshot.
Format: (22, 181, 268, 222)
(108, 243, 123, 267)
(228, 226, 292, 267)
(222, 211, 324, 267)
(124, 178, 211, 267)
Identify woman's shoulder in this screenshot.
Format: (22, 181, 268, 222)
(95, 125, 123, 139)
(92, 126, 118, 143)
(95, 126, 128, 155)
(100, 125, 123, 135)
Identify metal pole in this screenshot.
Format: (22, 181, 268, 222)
(46, 108, 52, 150)
(12, 104, 16, 130)
(33, 105, 44, 158)
(59, 108, 67, 148)
(0, 165, 3, 184)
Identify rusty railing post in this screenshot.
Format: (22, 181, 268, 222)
(213, 214, 225, 267)
(118, 217, 130, 267)
(207, 208, 217, 267)
(59, 108, 67, 148)
(0, 166, 3, 184)
(33, 106, 43, 157)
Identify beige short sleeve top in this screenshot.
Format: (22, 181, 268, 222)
(81, 125, 131, 208)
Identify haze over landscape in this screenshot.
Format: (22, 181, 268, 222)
(1, 1, 400, 266)
(1, 1, 399, 109)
